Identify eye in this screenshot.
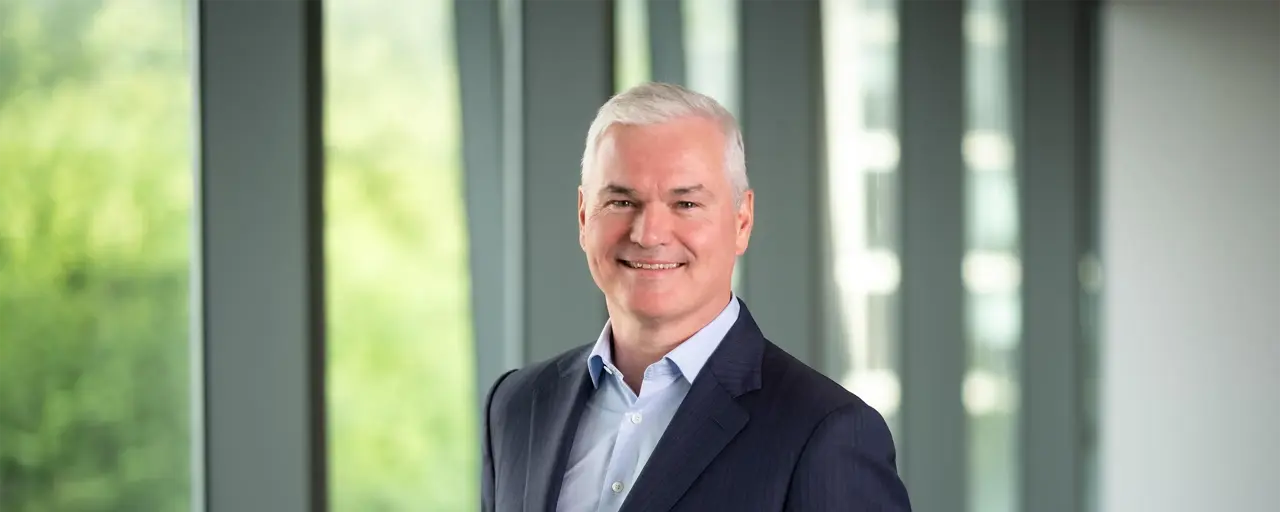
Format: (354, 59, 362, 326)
(607, 199, 634, 208)
(675, 201, 699, 209)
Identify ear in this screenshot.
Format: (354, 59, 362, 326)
(578, 186, 587, 250)
(735, 189, 754, 256)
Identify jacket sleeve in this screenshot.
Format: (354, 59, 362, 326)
(481, 369, 517, 512)
(784, 402, 913, 511)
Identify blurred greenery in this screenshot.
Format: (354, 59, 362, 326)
(324, 0, 476, 510)
(0, 0, 193, 509)
(0, 0, 476, 509)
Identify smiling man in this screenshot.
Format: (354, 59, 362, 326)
(481, 82, 911, 512)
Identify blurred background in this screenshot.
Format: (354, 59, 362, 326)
(0, 0, 1276, 511)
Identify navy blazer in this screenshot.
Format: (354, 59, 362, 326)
(481, 299, 912, 511)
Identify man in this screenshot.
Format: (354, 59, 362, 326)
(481, 82, 911, 511)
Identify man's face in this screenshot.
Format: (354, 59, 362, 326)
(579, 116, 753, 323)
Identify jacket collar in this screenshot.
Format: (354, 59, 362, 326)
(584, 294, 742, 387)
(529, 298, 768, 511)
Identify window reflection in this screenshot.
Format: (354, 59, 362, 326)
(965, 0, 1021, 510)
(683, 0, 740, 117)
(615, 0, 652, 92)
(821, 0, 903, 435)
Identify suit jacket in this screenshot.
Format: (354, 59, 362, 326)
(481, 299, 912, 511)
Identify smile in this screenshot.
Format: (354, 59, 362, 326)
(618, 259, 685, 270)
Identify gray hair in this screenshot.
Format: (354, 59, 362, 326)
(580, 82, 749, 205)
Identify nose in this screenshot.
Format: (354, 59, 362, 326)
(629, 204, 673, 248)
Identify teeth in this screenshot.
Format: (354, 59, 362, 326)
(626, 261, 681, 270)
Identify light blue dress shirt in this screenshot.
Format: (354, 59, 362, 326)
(555, 296, 741, 512)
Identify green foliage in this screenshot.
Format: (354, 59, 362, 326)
(0, 0, 476, 510)
(0, 0, 193, 510)
(324, 0, 475, 509)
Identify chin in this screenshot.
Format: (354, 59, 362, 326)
(617, 289, 686, 320)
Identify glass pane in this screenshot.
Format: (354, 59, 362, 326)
(324, 0, 475, 510)
(683, 0, 740, 117)
(0, 0, 196, 510)
(615, 0, 652, 92)
(964, 0, 1021, 510)
(821, 0, 903, 440)
(1080, 251, 1102, 512)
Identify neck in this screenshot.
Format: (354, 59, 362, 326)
(608, 291, 732, 391)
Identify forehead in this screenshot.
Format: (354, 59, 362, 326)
(594, 117, 727, 186)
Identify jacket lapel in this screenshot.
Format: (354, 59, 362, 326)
(524, 350, 593, 512)
(618, 374, 747, 512)
(619, 300, 766, 512)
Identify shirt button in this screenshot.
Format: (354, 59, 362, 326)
(630, 413, 643, 424)
(611, 481, 625, 493)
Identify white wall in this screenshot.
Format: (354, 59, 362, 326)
(1101, 2, 1280, 511)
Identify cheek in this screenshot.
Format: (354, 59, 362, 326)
(676, 218, 736, 257)
(585, 217, 628, 255)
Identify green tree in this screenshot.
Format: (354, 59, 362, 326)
(324, 0, 477, 509)
(1, 0, 477, 509)
(0, 0, 194, 510)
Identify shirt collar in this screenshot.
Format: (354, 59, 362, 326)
(587, 294, 741, 388)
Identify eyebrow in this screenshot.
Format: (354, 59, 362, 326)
(599, 183, 707, 197)
(670, 185, 706, 196)
(601, 184, 637, 197)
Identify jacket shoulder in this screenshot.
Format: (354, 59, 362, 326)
(757, 341, 883, 423)
(485, 342, 592, 419)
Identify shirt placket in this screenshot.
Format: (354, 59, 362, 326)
(595, 364, 676, 511)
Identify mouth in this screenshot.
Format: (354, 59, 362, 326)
(617, 259, 686, 271)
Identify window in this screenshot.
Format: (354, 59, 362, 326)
(323, 0, 476, 509)
(0, 0, 196, 509)
(613, 0, 740, 111)
(615, 0, 652, 92)
(821, 0, 903, 438)
(964, 0, 1021, 510)
(683, 0, 740, 117)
